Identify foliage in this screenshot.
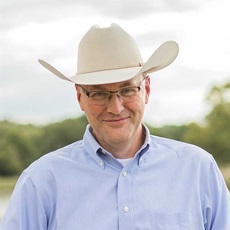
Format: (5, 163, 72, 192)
(183, 81, 230, 163)
(36, 116, 88, 156)
(0, 121, 41, 175)
(0, 116, 88, 175)
(0, 81, 229, 176)
(0, 176, 18, 192)
(148, 124, 188, 141)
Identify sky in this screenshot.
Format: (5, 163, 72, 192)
(1, 0, 230, 127)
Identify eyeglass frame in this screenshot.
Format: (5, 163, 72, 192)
(77, 77, 147, 103)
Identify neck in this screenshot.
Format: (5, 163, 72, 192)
(96, 125, 145, 159)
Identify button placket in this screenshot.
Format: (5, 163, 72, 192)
(117, 167, 133, 229)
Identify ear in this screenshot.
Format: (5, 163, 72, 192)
(144, 76, 151, 104)
(75, 84, 85, 111)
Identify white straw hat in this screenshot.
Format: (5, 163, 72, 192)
(38, 23, 179, 85)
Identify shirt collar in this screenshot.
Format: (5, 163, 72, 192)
(82, 123, 150, 168)
(82, 125, 105, 168)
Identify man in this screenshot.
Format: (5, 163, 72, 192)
(1, 23, 229, 229)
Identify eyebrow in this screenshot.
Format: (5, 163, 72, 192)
(86, 80, 135, 91)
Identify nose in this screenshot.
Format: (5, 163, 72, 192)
(106, 94, 124, 114)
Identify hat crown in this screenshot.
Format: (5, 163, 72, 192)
(77, 23, 143, 75)
(38, 23, 179, 85)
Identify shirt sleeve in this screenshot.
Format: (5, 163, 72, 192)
(204, 157, 230, 229)
(0, 172, 48, 230)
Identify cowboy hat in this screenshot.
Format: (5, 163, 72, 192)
(38, 23, 179, 85)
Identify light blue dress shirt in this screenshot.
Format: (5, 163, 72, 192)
(1, 124, 230, 229)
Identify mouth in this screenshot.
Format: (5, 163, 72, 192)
(103, 117, 129, 126)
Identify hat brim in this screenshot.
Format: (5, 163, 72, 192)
(38, 41, 179, 85)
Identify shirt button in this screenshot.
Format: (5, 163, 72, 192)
(101, 149, 106, 154)
(99, 161, 104, 166)
(122, 171, 127, 177)
(123, 206, 129, 212)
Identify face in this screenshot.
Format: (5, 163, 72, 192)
(75, 75, 151, 152)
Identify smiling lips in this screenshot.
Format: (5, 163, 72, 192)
(103, 116, 130, 125)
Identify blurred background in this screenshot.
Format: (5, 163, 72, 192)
(0, 0, 230, 220)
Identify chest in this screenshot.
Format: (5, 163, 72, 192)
(45, 164, 205, 229)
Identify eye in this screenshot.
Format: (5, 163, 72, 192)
(90, 91, 109, 99)
(119, 87, 136, 96)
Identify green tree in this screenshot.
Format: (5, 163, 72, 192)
(37, 116, 88, 156)
(183, 81, 230, 164)
(0, 121, 41, 175)
(0, 117, 88, 175)
(205, 81, 230, 162)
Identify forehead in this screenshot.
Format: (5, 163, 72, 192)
(83, 75, 142, 90)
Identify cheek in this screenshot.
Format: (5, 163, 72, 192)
(138, 90, 149, 106)
(83, 103, 104, 119)
(79, 101, 85, 111)
(126, 97, 145, 114)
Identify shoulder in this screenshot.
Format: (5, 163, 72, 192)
(149, 135, 214, 165)
(12, 141, 86, 194)
(36, 141, 83, 164)
(148, 135, 222, 190)
(21, 141, 83, 179)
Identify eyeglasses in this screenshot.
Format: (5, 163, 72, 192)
(78, 77, 146, 105)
